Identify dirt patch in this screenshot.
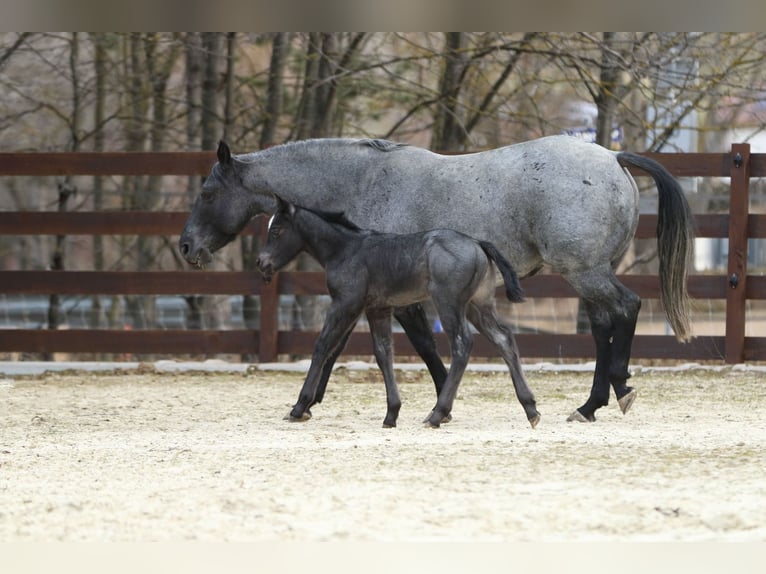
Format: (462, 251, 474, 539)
(1, 365, 765, 541)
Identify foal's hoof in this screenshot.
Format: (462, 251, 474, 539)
(567, 409, 596, 423)
(528, 413, 541, 429)
(284, 410, 312, 422)
(617, 388, 637, 415)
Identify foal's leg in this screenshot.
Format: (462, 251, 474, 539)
(309, 304, 446, 415)
(394, 303, 448, 397)
(366, 307, 402, 428)
(425, 304, 473, 428)
(288, 300, 363, 422)
(467, 302, 540, 427)
(309, 320, 358, 412)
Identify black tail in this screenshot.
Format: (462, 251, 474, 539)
(479, 241, 525, 303)
(617, 151, 695, 341)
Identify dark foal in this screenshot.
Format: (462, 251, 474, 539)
(256, 196, 540, 429)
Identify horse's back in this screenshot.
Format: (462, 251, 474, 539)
(380, 136, 638, 275)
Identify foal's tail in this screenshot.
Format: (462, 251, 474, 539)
(617, 151, 695, 342)
(479, 241, 525, 303)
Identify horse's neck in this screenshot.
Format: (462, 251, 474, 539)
(295, 212, 358, 268)
(245, 143, 368, 206)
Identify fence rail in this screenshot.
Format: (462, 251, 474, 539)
(1, 144, 765, 363)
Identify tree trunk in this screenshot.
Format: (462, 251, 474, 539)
(240, 33, 289, 348)
(222, 32, 236, 142)
(259, 32, 287, 149)
(91, 33, 107, 330)
(432, 32, 467, 152)
(46, 33, 81, 358)
(201, 32, 223, 152)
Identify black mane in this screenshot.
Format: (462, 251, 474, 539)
(300, 205, 363, 232)
(357, 138, 408, 152)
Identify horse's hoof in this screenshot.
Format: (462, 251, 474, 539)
(528, 413, 541, 429)
(423, 410, 452, 425)
(618, 388, 637, 415)
(284, 411, 312, 422)
(567, 410, 595, 423)
(382, 419, 397, 428)
(423, 413, 442, 428)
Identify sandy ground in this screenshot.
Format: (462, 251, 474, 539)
(1, 362, 766, 542)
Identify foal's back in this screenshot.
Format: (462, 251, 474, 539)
(340, 228, 492, 309)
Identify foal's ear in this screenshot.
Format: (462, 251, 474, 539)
(217, 140, 232, 166)
(274, 195, 296, 218)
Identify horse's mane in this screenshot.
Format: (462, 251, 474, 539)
(357, 138, 408, 152)
(236, 138, 408, 163)
(299, 205, 364, 232)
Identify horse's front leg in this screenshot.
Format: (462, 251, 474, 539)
(288, 300, 362, 422)
(366, 307, 401, 428)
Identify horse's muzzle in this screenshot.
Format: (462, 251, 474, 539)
(179, 240, 213, 269)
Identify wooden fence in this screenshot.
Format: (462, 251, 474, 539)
(1, 143, 765, 363)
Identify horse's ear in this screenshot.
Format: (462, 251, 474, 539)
(217, 140, 232, 166)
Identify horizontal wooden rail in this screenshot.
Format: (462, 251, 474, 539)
(0, 152, 215, 176)
(0, 328, 729, 361)
(0, 329, 258, 355)
(0, 271, 264, 296)
(0, 211, 261, 236)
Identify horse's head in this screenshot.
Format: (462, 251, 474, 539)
(179, 141, 272, 268)
(255, 196, 305, 283)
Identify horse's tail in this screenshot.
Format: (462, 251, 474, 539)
(617, 151, 695, 342)
(479, 240, 525, 303)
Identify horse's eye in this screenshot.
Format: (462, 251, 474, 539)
(200, 190, 215, 203)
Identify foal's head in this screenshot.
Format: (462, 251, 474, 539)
(255, 196, 305, 283)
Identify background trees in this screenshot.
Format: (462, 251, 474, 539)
(3, 32, 766, 334)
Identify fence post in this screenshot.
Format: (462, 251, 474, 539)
(725, 143, 750, 364)
(257, 221, 279, 362)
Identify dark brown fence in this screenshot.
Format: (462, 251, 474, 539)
(1, 144, 765, 363)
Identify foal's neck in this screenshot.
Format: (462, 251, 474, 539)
(295, 211, 361, 267)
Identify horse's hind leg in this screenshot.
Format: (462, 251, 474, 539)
(467, 303, 540, 427)
(607, 285, 641, 414)
(564, 267, 640, 422)
(394, 303, 448, 397)
(367, 308, 401, 428)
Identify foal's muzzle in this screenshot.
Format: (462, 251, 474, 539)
(255, 255, 274, 283)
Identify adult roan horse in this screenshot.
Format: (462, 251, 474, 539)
(256, 196, 539, 428)
(179, 136, 694, 423)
